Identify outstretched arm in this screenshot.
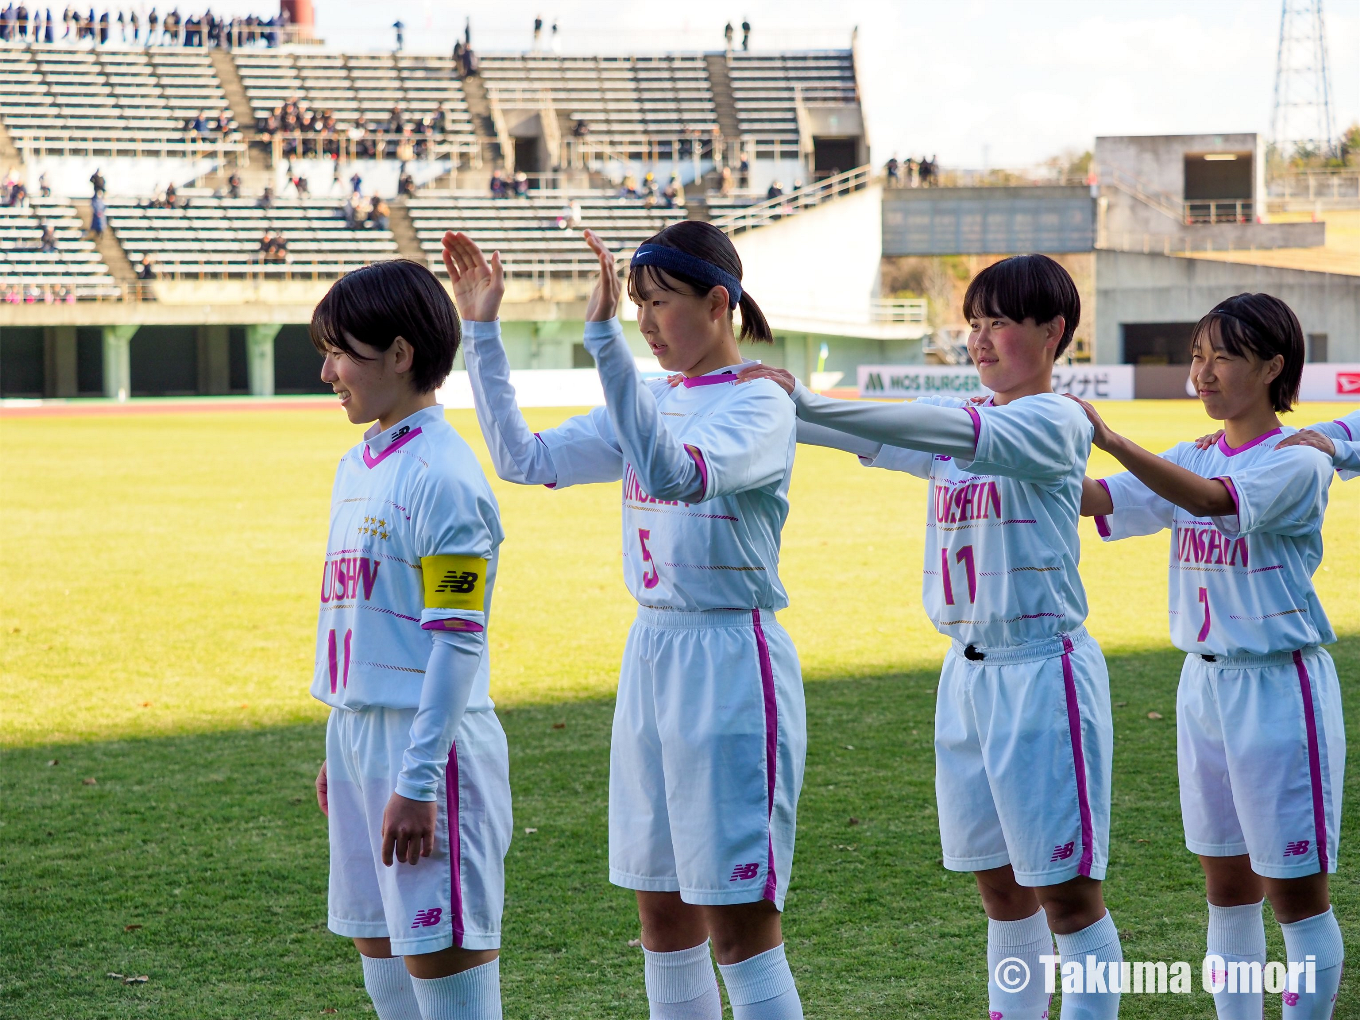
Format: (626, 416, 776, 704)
(1066, 395, 1235, 517)
(579, 229, 704, 502)
(443, 231, 558, 485)
(736, 365, 977, 460)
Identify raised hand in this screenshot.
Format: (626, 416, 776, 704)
(1064, 393, 1119, 452)
(1276, 429, 1336, 457)
(583, 229, 621, 322)
(1194, 430, 1224, 450)
(442, 230, 504, 322)
(736, 364, 797, 395)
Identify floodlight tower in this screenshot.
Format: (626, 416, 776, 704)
(1270, 0, 1335, 158)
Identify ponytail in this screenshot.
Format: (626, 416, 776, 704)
(736, 290, 772, 343)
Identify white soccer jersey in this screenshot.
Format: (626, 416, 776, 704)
(859, 393, 1095, 648)
(1096, 428, 1335, 656)
(311, 404, 504, 712)
(1309, 410, 1359, 480)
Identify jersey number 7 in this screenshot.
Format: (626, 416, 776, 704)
(941, 546, 977, 606)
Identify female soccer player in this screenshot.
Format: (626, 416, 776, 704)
(310, 260, 512, 1020)
(743, 254, 1123, 1020)
(1197, 410, 1359, 481)
(444, 222, 807, 1020)
(1075, 293, 1343, 1020)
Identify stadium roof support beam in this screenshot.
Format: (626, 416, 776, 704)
(245, 323, 283, 398)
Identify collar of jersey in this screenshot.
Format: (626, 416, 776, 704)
(362, 404, 443, 466)
(680, 359, 760, 388)
(1216, 426, 1281, 457)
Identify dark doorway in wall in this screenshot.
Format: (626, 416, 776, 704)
(1307, 333, 1329, 363)
(229, 327, 249, 392)
(812, 137, 857, 179)
(274, 325, 329, 393)
(0, 327, 45, 397)
(77, 327, 104, 394)
(131, 326, 198, 395)
(513, 137, 542, 174)
(1122, 322, 1197, 365)
(1183, 153, 1252, 200)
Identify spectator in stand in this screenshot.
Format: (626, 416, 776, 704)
(271, 231, 288, 262)
(573, 118, 589, 139)
(766, 179, 784, 201)
(215, 109, 232, 134)
(146, 6, 157, 43)
(39, 223, 57, 252)
(349, 171, 363, 195)
(489, 168, 507, 199)
(461, 43, 477, 78)
(618, 172, 638, 199)
(741, 17, 750, 50)
(886, 155, 900, 186)
(550, 18, 559, 53)
(257, 229, 274, 261)
(38, 172, 50, 198)
(920, 155, 936, 187)
(719, 165, 733, 197)
(257, 185, 274, 209)
(368, 195, 390, 231)
(531, 14, 541, 51)
(398, 168, 415, 198)
(90, 167, 105, 196)
(164, 181, 178, 207)
(291, 172, 309, 198)
(662, 173, 685, 209)
(138, 253, 157, 279)
(344, 189, 364, 228)
(227, 171, 241, 199)
(723, 20, 733, 51)
(453, 39, 465, 77)
(88, 192, 106, 239)
(514, 171, 530, 198)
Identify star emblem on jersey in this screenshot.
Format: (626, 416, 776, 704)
(358, 516, 391, 541)
(410, 907, 442, 928)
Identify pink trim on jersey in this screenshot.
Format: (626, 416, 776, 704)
(1094, 479, 1113, 538)
(681, 372, 738, 388)
(446, 741, 465, 947)
(362, 426, 423, 469)
(1335, 419, 1353, 441)
(752, 608, 779, 902)
(1213, 476, 1240, 517)
(964, 405, 982, 450)
(685, 444, 709, 499)
(1216, 427, 1280, 458)
(1292, 651, 1329, 874)
(421, 618, 485, 633)
(1060, 635, 1095, 879)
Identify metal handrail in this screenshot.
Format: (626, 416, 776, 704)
(710, 164, 873, 234)
(266, 130, 481, 166)
(1096, 163, 1185, 222)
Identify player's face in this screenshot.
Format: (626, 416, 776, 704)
(633, 270, 729, 374)
(967, 313, 1061, 392)
(1189, 326, 1281, 420)
(320, 333, 410, 425)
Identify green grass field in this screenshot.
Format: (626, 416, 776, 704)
(1, 400, 1357, 1018)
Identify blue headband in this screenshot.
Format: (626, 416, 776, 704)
(630, 244, 743, 308)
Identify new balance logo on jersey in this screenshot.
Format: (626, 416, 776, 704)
(320, 556, 380, 603)
(934, 479, 1002, 525)
(1175, 525, 1249, 568)
(1284, 840, 1311, 857)
(411, 907, 442, 928)
(729, 862, 759, 881)
(435, 570, 479, 595)
(1050, 841, 1075, 861)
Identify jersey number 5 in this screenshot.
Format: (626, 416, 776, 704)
(638, 528, 660, 589)
(941, 546, 977, 606)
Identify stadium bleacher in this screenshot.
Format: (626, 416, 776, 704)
(0, 197, 120, 298)
(0, 44, 239, 152)
(407, 193, 685, 277)
(104, 197, 398, 277)
(728, 51, 857, 148)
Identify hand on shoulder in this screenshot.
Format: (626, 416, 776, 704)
(736, 364, 796, 395)
(1275, 428, 1336, 458)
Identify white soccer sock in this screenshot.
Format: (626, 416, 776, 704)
(360, 954, 422, 1020)
(1280, 907, 1343, 1019)
(643, 939, 722, 1019)
(987, 908, 1053, 1020)
(1052, 912, 1121, 1020)
(717, 943, 803, 1020)
(1206, 900, 1266, 1020)
(409, 958, 502, 1020)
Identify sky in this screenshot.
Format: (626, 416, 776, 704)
(203, 0, 1359, 167)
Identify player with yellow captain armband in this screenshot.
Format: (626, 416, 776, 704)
(309, 260, 512, 1020)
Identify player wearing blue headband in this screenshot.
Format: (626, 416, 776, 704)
(443, 222, 809, 1020)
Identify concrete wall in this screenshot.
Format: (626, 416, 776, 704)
(1095, 133, 1261, 203)
(883, 186, 1095, 256)
(1095, 250, 1360, 364)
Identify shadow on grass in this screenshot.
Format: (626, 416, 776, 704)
(2, 641, 1356, 1019)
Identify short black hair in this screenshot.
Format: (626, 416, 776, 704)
(1190, 293, 1304, 413)
(962, 254, 1081, 359)
(626, 220, 773, 343)
(310, 259, 459, 393)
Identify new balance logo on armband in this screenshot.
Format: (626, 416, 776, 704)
(410, 907, 442, 928)
(1284, 840, 1311, 857)
(729, 862, 759, 882)
(435, 570, 479, 595)
(1050, 841, 1076, 861)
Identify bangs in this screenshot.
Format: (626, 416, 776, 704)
(1190, 312, 1254, 361)
(626, 262, 705, 304)
(960, 253, 1080, 355)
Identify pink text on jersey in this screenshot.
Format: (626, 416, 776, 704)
(320, 556, 381, 603)
(934, 479, 1002, 525)
(1175, 525, 1249, 568)
(623, 463, 691, 508)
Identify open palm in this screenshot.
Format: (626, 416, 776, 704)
(583, 228, 622, 322)
(442, 230, 504, 322)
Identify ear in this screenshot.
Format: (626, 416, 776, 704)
(1261, 353, 1284, 386)
(390, 335, 416, 377)
(708, 286, 729, 322)
(1044, 316, 1065, 353)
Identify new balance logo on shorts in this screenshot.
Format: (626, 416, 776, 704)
(435, 570, 479, 594)
(1050, 841, 1075, 861)
(729, 862, 759, 882)
(410, 907, 442, 928)
(1284, 840, 1311, 857)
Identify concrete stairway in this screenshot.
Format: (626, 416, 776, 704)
(74, 199, 140, 288)
(210, 48, 257, 136)
(703, 54, 742, 142)
(388, 200, 426, 262)
(459, 73, 503, 165)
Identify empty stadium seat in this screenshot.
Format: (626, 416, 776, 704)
(0, 197, 120, 297)
(728, 52, 857, 145)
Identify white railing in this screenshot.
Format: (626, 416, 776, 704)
(710, 164, 873, 234)
(267, 131, 481, 166)
(870, 298, 927, 324)
(1097, 164, 1185, 222)
(13, 132, 247, 160)
(1268, 170, 1360, 201)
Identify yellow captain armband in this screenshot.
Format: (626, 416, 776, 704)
(420, 555, 487, 611)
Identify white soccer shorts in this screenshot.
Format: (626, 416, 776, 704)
(1178, 646, 1344, 878)
(935, 627, 1113, 886)
(609, 607, 806, 911)
(325, 705, 512, 954)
